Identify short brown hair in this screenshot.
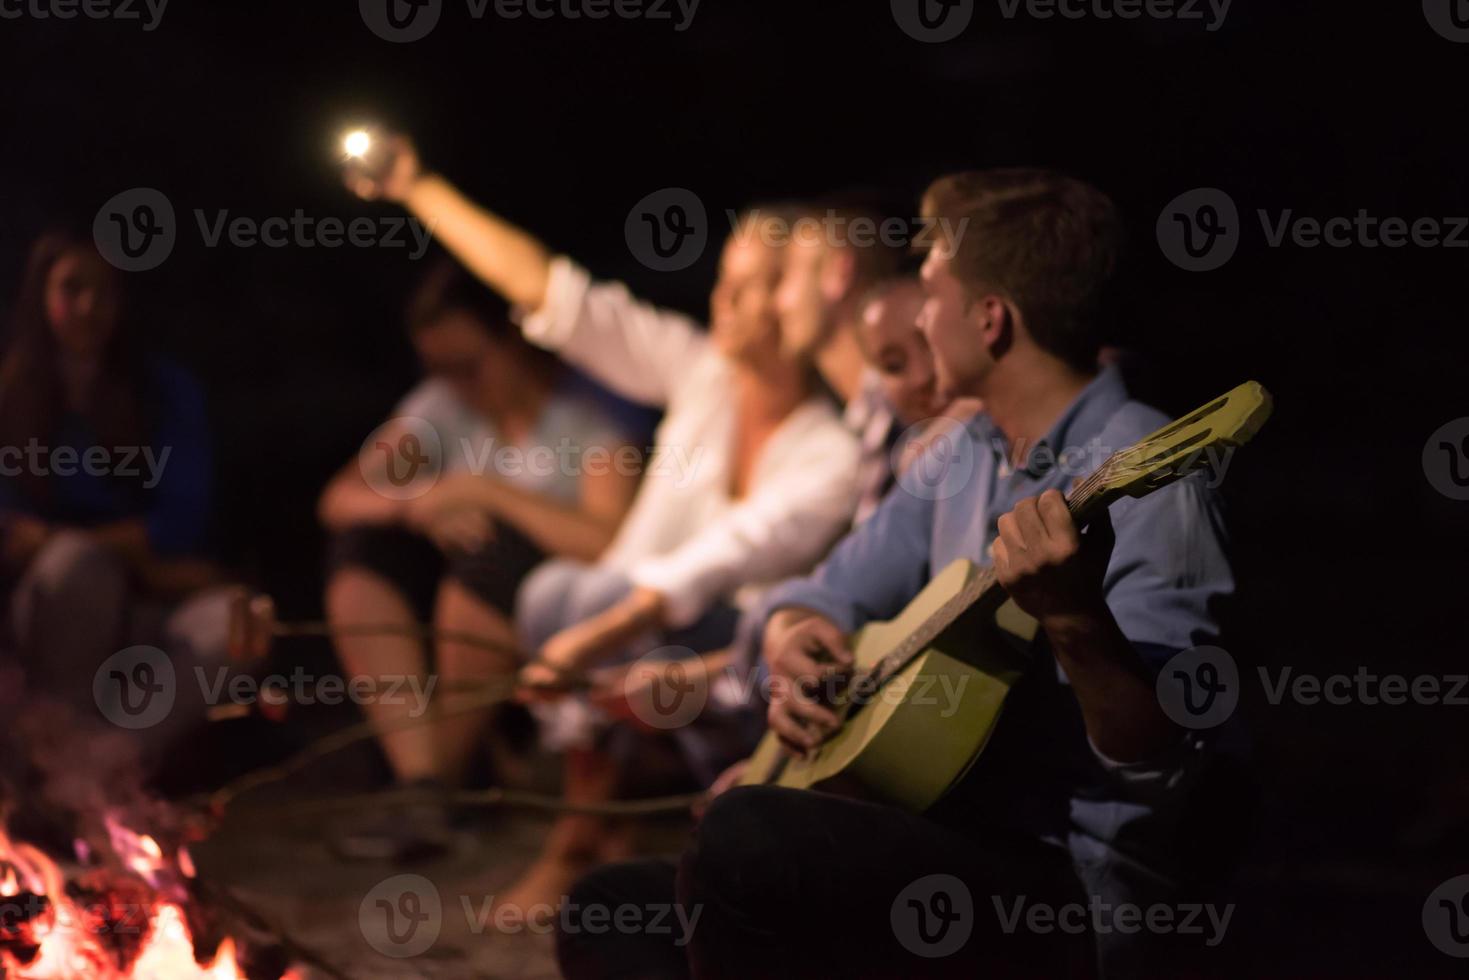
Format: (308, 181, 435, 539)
(921, 169, 1122, 371)
(796, 194, 916, 290)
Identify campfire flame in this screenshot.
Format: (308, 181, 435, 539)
(0, 819, 284, 979)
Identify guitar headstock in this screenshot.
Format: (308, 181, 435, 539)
(1084, 381, 1273, 505)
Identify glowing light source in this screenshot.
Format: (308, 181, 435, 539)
(343, 129, 372, 159)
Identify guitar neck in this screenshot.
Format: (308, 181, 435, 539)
(966, 462, 1116, 608)
(873, 469, 1117, 682)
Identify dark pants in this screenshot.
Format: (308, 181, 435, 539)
(557, 786, 1097, 980)
(325, 521, 546, 619)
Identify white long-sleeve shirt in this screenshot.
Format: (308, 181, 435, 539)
(518, 257, 861, 629)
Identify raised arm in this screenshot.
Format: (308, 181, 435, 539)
(348, 134, 709, 407)
(347, 136, 552, 311)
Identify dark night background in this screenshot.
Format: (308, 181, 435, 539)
(1, 1, 1466, 974)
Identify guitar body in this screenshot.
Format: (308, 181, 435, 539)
(739, 381, 1273, 814)
(740, 559, 1038, 812)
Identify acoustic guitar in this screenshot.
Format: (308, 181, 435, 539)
(738, 380, 1273, 811)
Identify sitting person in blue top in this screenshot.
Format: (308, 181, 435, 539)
(0, 230, 227, 716)
(558, 170, 1237, 980)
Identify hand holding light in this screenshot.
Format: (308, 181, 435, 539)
(340, 126, 421, 203)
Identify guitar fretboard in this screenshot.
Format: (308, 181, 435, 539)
(859, 474, 1108, 691)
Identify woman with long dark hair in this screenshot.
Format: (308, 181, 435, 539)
(1, 230, 226, 707)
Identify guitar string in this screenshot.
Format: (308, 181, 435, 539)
(846, 457, 1115, 708)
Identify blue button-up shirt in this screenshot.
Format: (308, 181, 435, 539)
(756, 366, 1235, 974)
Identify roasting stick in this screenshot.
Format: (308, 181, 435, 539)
(224, 587, 526, 663)
(204, 677, 699, 819)
(267, 786, 703, 819)
(204, 676, 519, 813)
(208, 589, 534, 723)
(204, 600, 701, 818)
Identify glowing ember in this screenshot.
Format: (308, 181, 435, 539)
(1, 821, 257, 979)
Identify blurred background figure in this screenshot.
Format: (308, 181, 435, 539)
(318, 259, 642, 861)
(573, 273, 983, 895)
(0, 230, 230, 717)
(344, 134, 862, 896)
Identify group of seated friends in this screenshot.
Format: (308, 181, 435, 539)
(1, 139, 1234, 979)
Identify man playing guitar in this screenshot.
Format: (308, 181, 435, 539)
(558, 169, 1237, 979)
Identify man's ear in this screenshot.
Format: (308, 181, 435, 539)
(972, 292, 1014, 354)
(821, 249, 858, 304)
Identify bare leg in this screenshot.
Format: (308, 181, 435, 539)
(325, 566, 435, 783)
(431, 579, 520, 785)
(495, 746, 632, 918)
